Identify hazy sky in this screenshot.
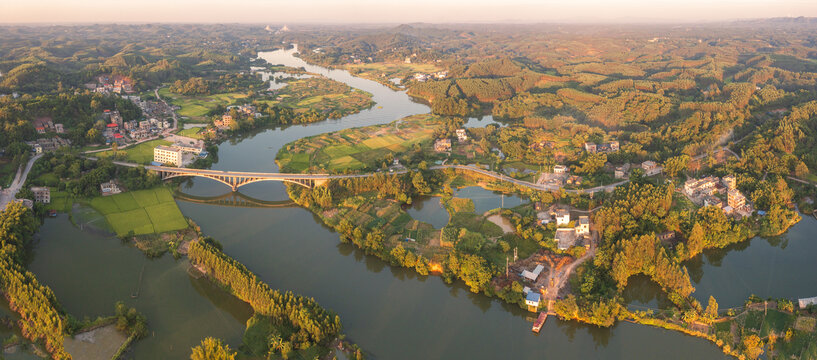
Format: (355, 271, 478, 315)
(2, 0, 817, 24)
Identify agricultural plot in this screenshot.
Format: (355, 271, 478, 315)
(89, 187, 187, 236)
(278, 114, 441, 172)
(274, 77, 374, 115)
(158, 88, 248, 121)
(716, 309, 817, 359)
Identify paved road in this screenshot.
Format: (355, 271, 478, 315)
(430, 165, 628, 194)
(0, 154, 43, 211)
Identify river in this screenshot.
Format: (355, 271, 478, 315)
(28, 45, 810, 359)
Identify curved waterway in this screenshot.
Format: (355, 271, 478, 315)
(28, 46, 738, 359)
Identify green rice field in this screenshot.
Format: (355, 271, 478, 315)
(89, 187, 187, 236)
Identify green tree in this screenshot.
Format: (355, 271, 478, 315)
(705, 296, 719, 320)
(742, 334, 764, 360)
(663, 155, 690, 177)
(190, 337, 236, 360)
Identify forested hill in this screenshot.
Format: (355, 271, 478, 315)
(0, 24, 281, 93)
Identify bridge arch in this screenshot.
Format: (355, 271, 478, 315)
(158, 171, 314, 191)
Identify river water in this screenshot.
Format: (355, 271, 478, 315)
(28, 46, 817, 359)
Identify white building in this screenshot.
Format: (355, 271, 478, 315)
(100, 180, 121, 195)
(576, 216, 590, 236)
(153, 145, 183, 166)
(455, 129, 468, 142)
(555, 209, 570, 226)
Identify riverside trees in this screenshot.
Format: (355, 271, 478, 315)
(0, 202, 71, 359)
(188, 238, 342, 351)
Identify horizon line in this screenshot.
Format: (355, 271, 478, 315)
(0, 16, 815, 27)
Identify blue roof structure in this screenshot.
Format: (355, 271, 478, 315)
(526, 292, 541, 303)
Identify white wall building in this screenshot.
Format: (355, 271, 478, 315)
(153, 145, 183, 166)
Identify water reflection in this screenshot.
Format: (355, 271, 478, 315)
(405, 196, 449, 229)
(685, 215, 817, 307)
(174, 190, 296, 209)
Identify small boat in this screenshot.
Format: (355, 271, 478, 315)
(532, 311, 547, 333)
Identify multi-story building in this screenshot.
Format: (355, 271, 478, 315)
(683, 176, 719, 196)
(31, 186, 50, 204)
(576, 216, 590, 235)
(722, 174, 737, 190)
(455, 129, 468, 142)
(555, 209, 571, 226)
(728, 188, 746, 209)
(109, 111, 124, 128)
(153, 145, 183, 166)
(214, 114, 234, 129)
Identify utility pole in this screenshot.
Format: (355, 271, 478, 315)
(505, 256, 509, 276)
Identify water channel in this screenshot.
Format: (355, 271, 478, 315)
(27, 45, 817, 359)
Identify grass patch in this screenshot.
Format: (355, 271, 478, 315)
(743, 310, 763, 332)
(795, 316, 816, 332)
(96, 139, 172, 165)
(760, 310, 795, 336)
(47, 190, 73, 213)
(176, 127, 204, 139)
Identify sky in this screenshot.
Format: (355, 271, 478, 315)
(2, 0, 817, 24)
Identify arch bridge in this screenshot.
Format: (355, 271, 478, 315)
(146, 166, 332, 191)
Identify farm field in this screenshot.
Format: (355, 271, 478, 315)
(88, 187, 187, 236)
(95, 139, 172, 164)
(277, 114, 440, 173)
(158, 87, 248, 121)
(268, 76, 374, 115)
